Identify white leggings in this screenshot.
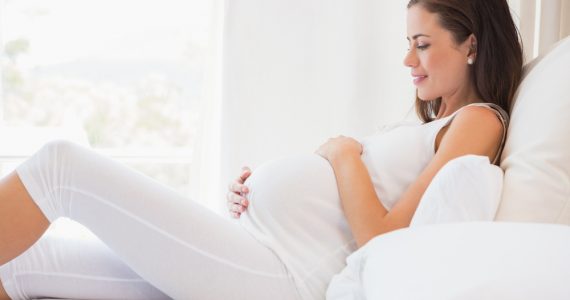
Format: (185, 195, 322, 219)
(0, 220, 171, 299)
(0, 141, 301, 300)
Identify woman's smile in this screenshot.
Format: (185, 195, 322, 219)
(412, 74, 428, 85)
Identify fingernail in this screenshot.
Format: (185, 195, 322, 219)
(242, 199, 248, 206)
(242, 187, 248, 193)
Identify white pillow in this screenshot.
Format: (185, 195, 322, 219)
(357, 222, 570, 300)
(497, 36, 570, 224)
(410, 155, 503, 227)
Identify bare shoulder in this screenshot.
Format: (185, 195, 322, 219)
(453, 105, 504, 131)
(436, 105, 504, 163)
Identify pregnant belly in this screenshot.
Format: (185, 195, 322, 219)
(239, 153, 354, 265)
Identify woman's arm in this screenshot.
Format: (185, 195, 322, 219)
(319, 106, 504, 248)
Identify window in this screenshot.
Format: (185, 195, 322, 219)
(0, 0, 214, 200)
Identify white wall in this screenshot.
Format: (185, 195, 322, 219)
(220, 0, 414, 195)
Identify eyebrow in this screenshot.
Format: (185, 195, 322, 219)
(406, 33, 431, 41)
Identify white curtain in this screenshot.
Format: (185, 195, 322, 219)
(197, 0, 570, 213)
(509, 0, 570, 62)
(190, 0, 224, 212)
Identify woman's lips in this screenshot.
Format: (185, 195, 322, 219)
(413, 75, 427, 85)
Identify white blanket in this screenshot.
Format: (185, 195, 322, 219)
(326, 155, 506, 299)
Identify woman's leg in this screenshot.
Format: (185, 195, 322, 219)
(0, 221, 170, 299)
(0, 173, 49, 265)
(0, 140, 300, 300)
(0, 281, 8, 300)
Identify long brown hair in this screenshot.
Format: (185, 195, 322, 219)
(407, 0, 523, 123)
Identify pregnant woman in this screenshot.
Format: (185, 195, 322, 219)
(0, 0, 522, 299)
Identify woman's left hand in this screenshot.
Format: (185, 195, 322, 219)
(315, 135, 363, 163)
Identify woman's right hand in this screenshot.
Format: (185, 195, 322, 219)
(227, 166, 252, 218)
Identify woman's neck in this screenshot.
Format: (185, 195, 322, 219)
(436, 84, 483, 119)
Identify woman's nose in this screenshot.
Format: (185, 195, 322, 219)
(403, 49, 419, 68)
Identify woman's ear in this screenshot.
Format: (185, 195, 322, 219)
(467, 34, 478, 58)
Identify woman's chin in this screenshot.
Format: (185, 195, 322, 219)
(417, 95, 436, 101)
(416, 90, 439, 101)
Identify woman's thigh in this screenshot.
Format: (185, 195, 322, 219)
(15, 141, 299, 300)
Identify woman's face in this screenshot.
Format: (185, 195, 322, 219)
(404, 5, 475, 102)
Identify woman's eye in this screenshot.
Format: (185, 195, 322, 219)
(416, 44, 430, 50)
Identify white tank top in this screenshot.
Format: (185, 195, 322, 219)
(239, 102, 509, 300)
(361, 102, 508, 209)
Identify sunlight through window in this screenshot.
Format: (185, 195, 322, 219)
(0, 0, 213, 198)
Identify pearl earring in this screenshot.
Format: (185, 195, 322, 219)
(467, 57, 474, 65)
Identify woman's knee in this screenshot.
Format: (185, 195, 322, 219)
(42, 139, 82, 156)
(37, 139, 86, 168)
